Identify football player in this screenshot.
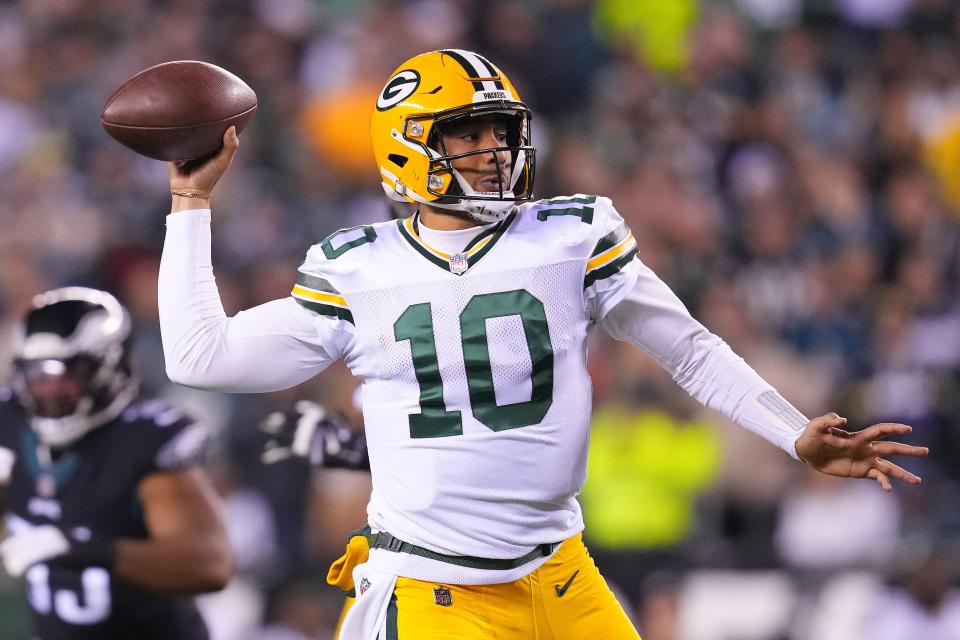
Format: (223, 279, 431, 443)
(159, 50, 928, 639)
(0, 287, 231, 639)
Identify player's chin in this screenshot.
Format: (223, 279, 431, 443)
(475, 180, 506, 193)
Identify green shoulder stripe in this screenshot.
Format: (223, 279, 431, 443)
(295, 272, 341, 294)
(584, 245, 638, 289)
(590, 222, 631, 257)
(293, 298, 355, 324)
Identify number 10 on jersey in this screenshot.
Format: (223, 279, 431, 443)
(393, 289, 554, 438)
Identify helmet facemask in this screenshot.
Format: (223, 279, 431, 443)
(418, 105, 536, 223)
(11, 288, 139, 448)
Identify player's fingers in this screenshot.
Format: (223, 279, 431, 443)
(867, 467, 892, 492)
(871, 441, 929, 458)
(827, 426, 851, 439)
(810, 413, 847, 434)
(858, 422, 912, 441)
(225, 125, 239, 146)
(876, 458, 922, 485)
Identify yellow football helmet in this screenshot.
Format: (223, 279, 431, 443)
(371, 49, 535, 223)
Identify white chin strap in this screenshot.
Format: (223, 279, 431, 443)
(382, 148, 528, 224)
(443, 148, 528, 223)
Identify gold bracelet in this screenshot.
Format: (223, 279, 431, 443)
(171, 190, 212, 199)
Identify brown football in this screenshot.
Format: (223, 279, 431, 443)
(101, 60, 257, 162)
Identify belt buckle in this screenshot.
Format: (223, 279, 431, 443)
(376, 532, 405, 552)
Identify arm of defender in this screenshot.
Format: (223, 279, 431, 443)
(111, 467, 233, 593)
(1, 468, 232, 591)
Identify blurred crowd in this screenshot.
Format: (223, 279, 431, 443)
(1, 0, 960, 638)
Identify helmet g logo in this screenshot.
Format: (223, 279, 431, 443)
(376, 70, 420, 111)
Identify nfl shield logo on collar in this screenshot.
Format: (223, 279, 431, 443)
(433, 586, 453, 606)
(449, 252, 468, 275)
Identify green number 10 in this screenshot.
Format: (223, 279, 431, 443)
(393, 289, 554, 438)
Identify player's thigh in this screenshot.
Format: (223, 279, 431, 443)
(391, 577, 533, 639)
(537, 536, 640, 640)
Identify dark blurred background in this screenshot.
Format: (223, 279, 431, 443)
(1, 1, 959, 638)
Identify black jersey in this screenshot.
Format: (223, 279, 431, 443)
(0, 388, 211, 640)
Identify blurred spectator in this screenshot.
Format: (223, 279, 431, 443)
(862, 538, 960, 640)
(775, 471, 902, 572)
(255, 574, 345, 640)
(1, 1, 957, 637)
(582, 345, 721, 608)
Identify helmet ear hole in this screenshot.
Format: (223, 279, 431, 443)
(388, 154, 408, 168)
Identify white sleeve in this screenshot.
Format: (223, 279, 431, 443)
(600, 259, 809, 459)
(159, 209, 351, 392)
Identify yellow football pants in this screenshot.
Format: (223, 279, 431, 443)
(330, 533, 640, 639)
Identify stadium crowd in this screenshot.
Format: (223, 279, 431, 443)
(0, 0, 959, 638)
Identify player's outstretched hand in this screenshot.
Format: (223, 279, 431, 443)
(794, 413, 929, 491)
(168, 126, 239, 196)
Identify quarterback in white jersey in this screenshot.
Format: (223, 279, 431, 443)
(160, 50, 927, 639)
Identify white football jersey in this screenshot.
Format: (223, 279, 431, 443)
(292, 195, 640, 567)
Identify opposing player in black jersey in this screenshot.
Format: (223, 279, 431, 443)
(0, 287, 232, 640)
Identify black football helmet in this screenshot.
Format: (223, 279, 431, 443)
(11, 287, 139, 447)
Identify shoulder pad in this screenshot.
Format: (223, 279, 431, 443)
(302, 220, 394, 273)
(292, 222, 390, 324)
(521, 195, 632, 251)
(121, 398, 192, 429)
(527, 194, 608, 227)
(119, 399, 211, 470)
(582, 198, 638, 290)
(154, 422, 211, 471)
(524, 195, 623, 235)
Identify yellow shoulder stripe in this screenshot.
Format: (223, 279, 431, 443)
(586, 232, 636, 273)
(291, 285, 348, 308)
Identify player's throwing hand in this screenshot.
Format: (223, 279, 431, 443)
(794, 413, 928, 491)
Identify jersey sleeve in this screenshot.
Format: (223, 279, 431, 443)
(600, 265, 808, 459)
(292, 238, 363, 327)
(160, 209, 352, 392)
(581, 197, 642, 320)
(120, 400, 213, 475)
